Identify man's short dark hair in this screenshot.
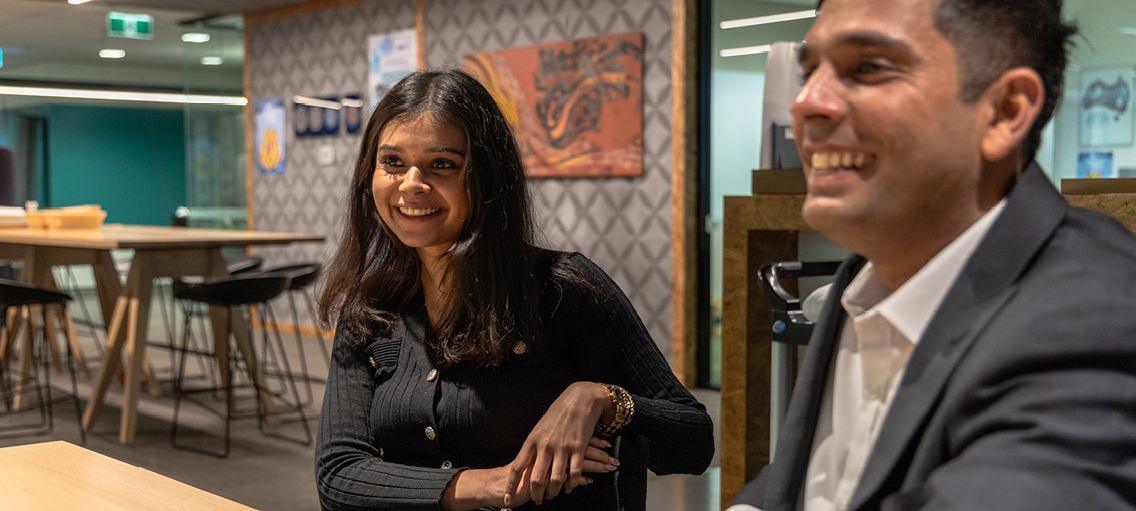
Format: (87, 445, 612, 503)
(815, 0, 1078, 166)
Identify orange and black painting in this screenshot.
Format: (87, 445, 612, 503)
(463, 32, 644, 178)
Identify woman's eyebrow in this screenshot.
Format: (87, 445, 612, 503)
(427, 147, 466, 156)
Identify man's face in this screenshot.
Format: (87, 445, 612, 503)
(793, 0, 987, 259)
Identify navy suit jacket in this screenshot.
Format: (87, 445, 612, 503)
(734, 163, 1136, 510)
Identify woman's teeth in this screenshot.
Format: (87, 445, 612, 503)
(811, 151, 873, 170)
(399, 207, 440, 216)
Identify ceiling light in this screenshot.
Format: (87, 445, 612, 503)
(68, 0, 93, 4)
(721, 9, 816, 29)
(1119, 27, 1136, 36)
(200, 56, 223, 65)
(99, 49, 125, 59)
(720, 44, 773, 58)
(340, 97, 364, 108)
(182, 33, 211, 43)
(0, 85, 247, 106)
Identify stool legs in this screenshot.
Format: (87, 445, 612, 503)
(0, 303, 85, 444)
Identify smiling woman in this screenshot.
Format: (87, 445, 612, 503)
(314, 69, 714, 511)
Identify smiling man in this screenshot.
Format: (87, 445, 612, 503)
(728, 0, 1136, 510)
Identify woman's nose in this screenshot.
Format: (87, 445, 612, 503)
(399, 166, 429, 193)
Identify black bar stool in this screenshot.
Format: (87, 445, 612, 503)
(257, 262, 326, 406)
(0, 279, 85, 443)
(170, 273, 311, 457)
(157, 256, 266, 386)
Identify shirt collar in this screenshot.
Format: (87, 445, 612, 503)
(841, 198, 1007, 344)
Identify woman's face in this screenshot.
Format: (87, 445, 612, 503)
(371, 114, 470, 260)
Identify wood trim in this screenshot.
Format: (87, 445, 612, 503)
(243, 27, 255, 233)
(244, 0, 374, 24)
(670, 0, 699, 386)
(417, 0, 426, 68)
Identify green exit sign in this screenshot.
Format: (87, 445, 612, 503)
(107, 12, 153, 40)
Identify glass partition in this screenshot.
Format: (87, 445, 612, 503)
(181, 17, 247, 230)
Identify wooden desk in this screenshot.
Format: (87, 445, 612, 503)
(719, 192, 1136, 508)
(0, 224, 323, 444)
(0, 441, 255, 510)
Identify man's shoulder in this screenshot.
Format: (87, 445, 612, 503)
(982, 204, 1136, 342)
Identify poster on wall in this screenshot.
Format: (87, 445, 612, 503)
(1077, 151, 1114, 178)
(343, 94, 364, 133)
(1080, 68, 1132, 146)
(255, 99, 285, 175)
(293, 96, 341, 137)
(462, 32, 644, 178)
(368, 28, 417, 110)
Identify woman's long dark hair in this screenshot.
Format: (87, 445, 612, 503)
(318, 69, 542, 366)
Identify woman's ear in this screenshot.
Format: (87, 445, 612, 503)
(980, 67, 1045, 163)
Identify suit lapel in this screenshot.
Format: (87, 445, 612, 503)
(848, 164, 1069, 509)
(764, 256, 867, 511)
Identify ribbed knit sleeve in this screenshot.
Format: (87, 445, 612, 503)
(315, 325, 459, 511)
(556, 253, 716, 476)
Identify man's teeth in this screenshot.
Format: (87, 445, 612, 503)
(811, 151, 872, 170)
(400, 207, 440, 216)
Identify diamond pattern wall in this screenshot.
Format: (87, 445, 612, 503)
(248, 0, 675, 360)
(247, 0, 418, 328)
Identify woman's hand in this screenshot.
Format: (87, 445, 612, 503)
(442, 465, 528, 511)
(503, 382, 620, 505)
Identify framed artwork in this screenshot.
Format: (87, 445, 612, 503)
(255, 99, 285, 175)
(463, 32, 644, 178)
(293, 96, 340, 137)
(343, 94, 364, 134)
(1077, 151, 1114, 178)
(369, 28, 417, 111)
(1080, 67, 1132, 146)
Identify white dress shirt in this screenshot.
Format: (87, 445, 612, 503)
(727, 200, 1005, 511)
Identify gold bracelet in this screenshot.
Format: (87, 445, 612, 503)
(594, 383, 635, 437)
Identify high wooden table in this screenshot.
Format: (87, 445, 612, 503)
(0, 441, 255, 510)
(0, 224, 323, 444)
(719, 191, 1136, 508)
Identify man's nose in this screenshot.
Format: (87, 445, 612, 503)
(790, 65, 848, 133)
(399, 166, 429, 193)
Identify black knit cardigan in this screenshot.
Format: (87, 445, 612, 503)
(315, 252, 715, 510)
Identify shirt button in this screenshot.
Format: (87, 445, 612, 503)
(425, 426, 436, 440)
(513, 341, 527, 355)
(427, 369, 438, 382)
(441, 460, 452, 469)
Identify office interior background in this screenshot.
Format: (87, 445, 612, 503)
(3, 0, 1132, 391)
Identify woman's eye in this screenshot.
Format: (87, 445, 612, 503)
(431, 159, 458, 170)
(378, 156, 404, 171)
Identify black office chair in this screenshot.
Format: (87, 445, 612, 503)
(169, 273, 311, 457)
(256, 262, 327, 406)
(758, 261, 843, 345)
(0, 279, 85, 444)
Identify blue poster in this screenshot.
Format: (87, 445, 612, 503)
(1077, 151, 1114, 178)
(256, 99, 286, 175)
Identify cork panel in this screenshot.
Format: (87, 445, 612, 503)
(1066, 193, 1136, 235)
(720, 193, 804, 507)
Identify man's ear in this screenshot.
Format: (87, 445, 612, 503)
(980, 67, 1045, 163)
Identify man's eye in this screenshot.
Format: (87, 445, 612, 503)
(850, 60, 894, 82)
(799, 64, 817, 85)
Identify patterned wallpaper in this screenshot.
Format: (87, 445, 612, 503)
(247, 0, 676, 359)
(247, 0, 418, 328)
